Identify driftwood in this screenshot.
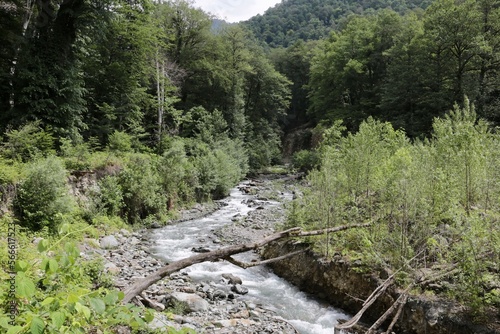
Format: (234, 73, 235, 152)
(367, 284, 413, 334)
(335, 274, 395, 331)
(122, 222, 372, 304)
(337, 259, 463, 334)
(383, 291, 409, 334)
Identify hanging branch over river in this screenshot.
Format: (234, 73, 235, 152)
(122, 222, 372, 304)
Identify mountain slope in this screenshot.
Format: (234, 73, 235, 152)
(243, 0, 432, 47)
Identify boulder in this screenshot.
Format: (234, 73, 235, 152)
(231, 284, 249, 295)
(100, 235, 120, 249)
(168, 292, 210, 312)
(104, 262, 121, 275)
(222, 273, 243, 285)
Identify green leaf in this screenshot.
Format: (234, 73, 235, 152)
(6, 326, 23, 334)
(0, 317, 10, 329)
(103, 291, 119, 305)
(30, 317, 45, 334)
(16, 274, 36, 298)
(75, 302, 91, 320)
(67, 293, 80, 303)
(143, 309, 154, 323)
(41, 297, 55, 306)
(117, 291, 125, 301)
(41, 258, 49, 272)
(50, 311, 66, 329)
(48, 259, 58, 273)
(58, 223, 70, 235)
(15, 260, 29, 272)
(37, 239, 49, 253)
(89, 298, 106, 314)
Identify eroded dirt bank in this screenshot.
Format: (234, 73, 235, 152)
(263, 240, 499, 334)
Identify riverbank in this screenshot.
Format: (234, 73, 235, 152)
(82, 175, 309, 333)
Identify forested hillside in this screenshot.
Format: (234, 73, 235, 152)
(260, 0, 500, 140)
(0, 0, 290, 170)
(243, 0, 432, 47)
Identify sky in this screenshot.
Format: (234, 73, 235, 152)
(192, 0, 282, 23)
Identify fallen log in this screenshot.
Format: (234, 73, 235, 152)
(122, 222, 372, 304)
(367, 284, 413, 334)
(335, 274, 395, 331)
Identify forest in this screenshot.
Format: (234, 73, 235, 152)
(0, 0, 499, 332)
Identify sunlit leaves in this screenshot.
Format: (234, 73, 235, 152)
(291, 103, 500, 309)
(30, 317, 45, 334)
(15, 272, 35, 298)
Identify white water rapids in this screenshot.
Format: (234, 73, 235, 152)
(148, 182, 350, 334)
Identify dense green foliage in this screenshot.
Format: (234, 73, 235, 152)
(287, 101, 500, 313)
(0, 0, 290, 171)
(14, 158, 75, 231)
(243, 0, 431, 47)
(307, 1, 500, 136)
(0, 218, 165, 333)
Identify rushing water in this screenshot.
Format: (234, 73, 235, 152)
(148, 181, 350, 334)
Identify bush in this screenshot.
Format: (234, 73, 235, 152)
(118, 154, 167, 224)
(93, 176, 124, 217)
(157, 138, 197, 207)
(14, 157, 74, 231)
(292, 149, 320, 172)
(1, 121, 55, 162)
(59, 137, 97, 171)
(0, 157, 22, 186)
(108, 131, 133, 154)
(186, 138, 246, 200)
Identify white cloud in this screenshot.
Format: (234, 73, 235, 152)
(192, 0, 282, 23)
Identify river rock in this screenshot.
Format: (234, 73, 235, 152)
(231, 284, 249, 295)
(168, 292, 210, 312)
(104, 261, 121, 275)
(222, 273, 243, 285)
(100, 235, 120, 249)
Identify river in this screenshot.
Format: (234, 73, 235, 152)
(148, 180, 350, 334)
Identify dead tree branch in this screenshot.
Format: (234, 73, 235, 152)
(122, 223, 372, 304)
(383, 292, 409, 334)
(335, 274, 395, 330)
(224, 249, 308, 269)
(366, 284, 413, 334)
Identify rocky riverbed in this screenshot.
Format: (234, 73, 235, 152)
(80, 174, 309, 334)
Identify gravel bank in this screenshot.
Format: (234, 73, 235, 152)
(81, 175, 302, 333)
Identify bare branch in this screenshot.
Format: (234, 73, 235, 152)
(335, 274, 395, 330)
(366, 284, 413, 334)
(224, 249, 308, 269)
(122, 223, 371, 304)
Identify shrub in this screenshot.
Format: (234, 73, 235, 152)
(157, 138, 197, 207)
(292, 149, 320, 172)
(14, 157, 74, 231)
(187, 138, 246, 200)
(1, 121, 55, 162)
(0, 157, 22, 186)
(93, 176, 124, 217)
(118, 154, 167, 224)
(59, 137, 96, 171)
(108, 131, 133, 154)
